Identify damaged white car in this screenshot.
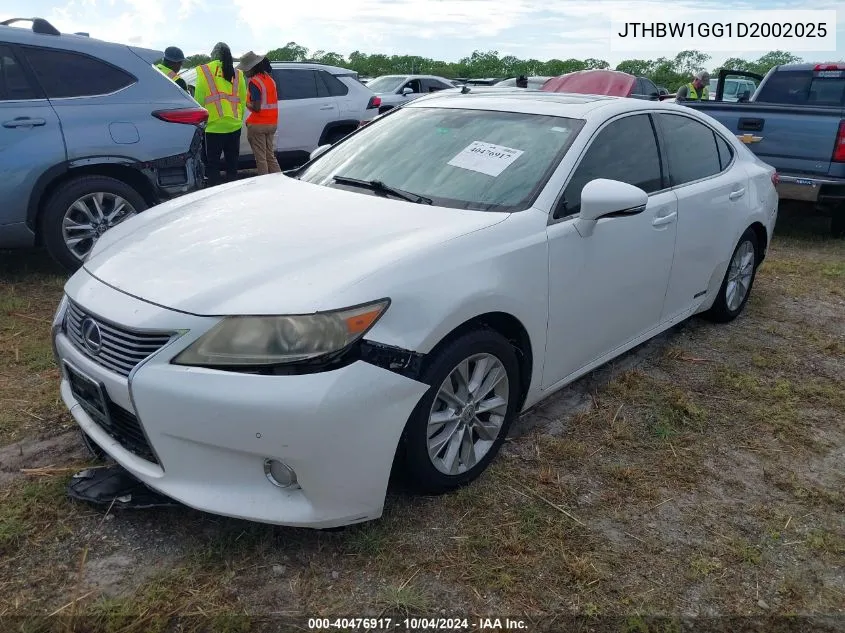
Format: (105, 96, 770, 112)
(52, 90, 778, 528)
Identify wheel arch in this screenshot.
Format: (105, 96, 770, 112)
(422, 311, 534, 411)
(747, 221, 768, 265)
(28, 161, 155, 244)
(318, 120, 362, 146)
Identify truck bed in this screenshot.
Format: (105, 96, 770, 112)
(683, 101, 845, 197)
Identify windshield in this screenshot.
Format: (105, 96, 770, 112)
(296, 106, 585, 212)
(366, 75, 408, 93)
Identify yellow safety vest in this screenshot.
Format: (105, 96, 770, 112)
(155, 63, 178, 81)
(194, 60, 247, 134)
(687, 83, 709, 100)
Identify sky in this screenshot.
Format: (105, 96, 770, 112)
(1, 0, 843, 68)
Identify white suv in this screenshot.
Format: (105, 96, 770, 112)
(180, 61, 380, 167)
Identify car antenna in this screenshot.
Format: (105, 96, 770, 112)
(460, 84, 471, 94)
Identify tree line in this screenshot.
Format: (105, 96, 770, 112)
(183, 48, 805, 92)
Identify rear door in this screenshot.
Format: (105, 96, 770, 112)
(273, 68, 338, 153)
(316, 70, 354, 116)
(655, 112, 750, 323)
(0, 44, 65, 240)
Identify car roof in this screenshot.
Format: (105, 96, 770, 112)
(0, 20, 162, 60)
(406, 89, 692, 118)
(269, 61, 357, 75)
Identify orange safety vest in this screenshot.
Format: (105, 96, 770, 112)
(197, 63, 244, 126)
(247, 73, 279, 126)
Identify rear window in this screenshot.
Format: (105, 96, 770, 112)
(273, 69, 319, 100)
(756, 69, 845, 106)
(296, 106, 585, 212)
(22, 47, 135, 98)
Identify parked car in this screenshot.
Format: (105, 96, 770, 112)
(708, 77, 758, 102)
(495, 76, 553, 89)
(365, 74, 455, 113)
(543, 70, 662, 100)
(682, 64, 845, 236)
(180, 61, 381, 168)
(0, 17, 206, 271)
(53, 91, 777, 528)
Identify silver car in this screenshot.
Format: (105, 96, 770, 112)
(366, 74, 455, 113)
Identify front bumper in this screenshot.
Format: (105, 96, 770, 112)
(53, 271, 428, 528)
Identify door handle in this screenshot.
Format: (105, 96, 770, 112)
(729, 188, 746, 201)
(738, 118, 764, 132)
(319, 105, 334, 111)
(652, 211, 677, 227)
(3, 117, 46, 128)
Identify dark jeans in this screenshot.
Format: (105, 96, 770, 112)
(204, 129, 241, 186)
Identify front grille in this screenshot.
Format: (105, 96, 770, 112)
(64, 301, 174, 377)
(103, 400, 159, 464)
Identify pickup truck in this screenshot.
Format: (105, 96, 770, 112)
(681, 63, 845, 237)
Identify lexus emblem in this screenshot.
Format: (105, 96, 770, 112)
(80, 317, 103, 355)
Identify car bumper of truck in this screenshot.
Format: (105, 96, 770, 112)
(776, 174, 845, 203)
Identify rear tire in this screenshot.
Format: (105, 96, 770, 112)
(702, 228, 759, 323)
(832, 205, 845, 238)
(40, 176, 147, 272)
(398, 329, 521, 494)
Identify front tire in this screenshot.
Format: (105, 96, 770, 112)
(702, 228, 759, 323)
(40, 176, 147, 272)
(398, 329, 521, 494)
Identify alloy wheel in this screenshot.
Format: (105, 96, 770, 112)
(725, 239, 755, 312)
(62, 192, 137, 261)
(427, 353, 510, 475)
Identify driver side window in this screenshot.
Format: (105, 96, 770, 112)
(403, 79, 421, 93)
(556, 114, 664, 218)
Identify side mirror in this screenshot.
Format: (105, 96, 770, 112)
(309, 144, 332, 161)
(575, 179, 648, 237)
(401, 87, 414, 95)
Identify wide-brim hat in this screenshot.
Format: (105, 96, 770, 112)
(237, 51, 266, 72)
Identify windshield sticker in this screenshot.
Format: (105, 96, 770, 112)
(551, 126, 570, 134)
(447, 141, 525, 177)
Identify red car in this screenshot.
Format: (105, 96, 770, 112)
(542, 69, 662, 100)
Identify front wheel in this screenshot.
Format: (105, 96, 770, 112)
(702, 228, 759, 323)
(398, 329, 521, 494)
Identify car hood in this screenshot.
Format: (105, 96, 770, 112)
(83, 175, 507, 315)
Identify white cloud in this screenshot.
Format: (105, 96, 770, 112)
(2, 0, 844, 65)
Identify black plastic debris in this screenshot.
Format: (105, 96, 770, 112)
(68, 463, 180, 510)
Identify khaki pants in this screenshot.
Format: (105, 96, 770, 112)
(246, 124, 282, 175)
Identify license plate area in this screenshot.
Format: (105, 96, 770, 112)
(64, 361, 110, 426)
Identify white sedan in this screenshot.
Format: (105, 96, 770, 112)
(52, 90, 778, 528)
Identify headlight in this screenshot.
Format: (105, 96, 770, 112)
(172, 299, 390, 368)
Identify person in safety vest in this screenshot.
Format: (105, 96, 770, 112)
(194, 42, 248, 186)
(675, 71, 710, 102)
(237, 51, 281, 175)
(155, 47, 189, 92)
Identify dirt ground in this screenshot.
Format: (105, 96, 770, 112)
(0, 206, 842, 633)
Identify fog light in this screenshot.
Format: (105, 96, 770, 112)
(264, 459, 298, 488)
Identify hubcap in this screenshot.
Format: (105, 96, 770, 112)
(62, 192, 137, 261)
(427, 353, 510, 476)
(725, 240, 755, 312)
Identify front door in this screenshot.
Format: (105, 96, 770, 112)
(543, 113, 678, 388)
(0, 44, 65, 238)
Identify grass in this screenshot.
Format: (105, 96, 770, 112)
(0, 250, 67, 444)
(0, 211, 844, 623)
